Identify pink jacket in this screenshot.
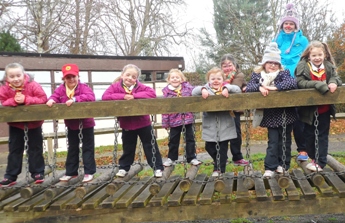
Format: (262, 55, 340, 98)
(48, 81, 95, 130)
(102, 80, 156, 130)
(0, 74, 47, 129)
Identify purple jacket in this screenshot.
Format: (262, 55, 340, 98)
(102, 80, 156, 130)
(48, 81, 95, 130)
(0, 74, 47, 129)
(161, 82, 194, 128)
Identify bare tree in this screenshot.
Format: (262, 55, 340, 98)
(99, 0, 188, 56)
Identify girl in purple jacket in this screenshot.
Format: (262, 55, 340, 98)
(102, 64, 164, 178)
(0, 63, 47, 187)
(46, 64, 96, 183)
(162, 69, 201, 167)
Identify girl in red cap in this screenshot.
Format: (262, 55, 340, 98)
(46, 64, 96, 183)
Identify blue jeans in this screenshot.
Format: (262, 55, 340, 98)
(265, 124, 293, 171)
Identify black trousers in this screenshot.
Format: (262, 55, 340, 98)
(229, 112, 244, 161)
(205, 140, 229, 173)
(120, 125, 163, 171)
(5, 126, 45, 181)
(65, 127, 96, 176)
(167, 124, 196, 162)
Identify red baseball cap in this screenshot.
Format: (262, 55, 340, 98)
(62, 64, 79, 77)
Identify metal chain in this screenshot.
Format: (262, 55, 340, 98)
(52, 120, 59, 182)
(150, 115, 157, 173)
(138, 141, 143, 164)
(215, 115, 221, 174)
(181, 113, 187, 177)
(281, 109, 287, 172)
(111, 117, 119, 179)
(192, 112, 198, 159)
(78, 120, 84, 179)
(314, 110, 320, 171)
(23, 124, 30, 185)
(244, 110, 251, 161)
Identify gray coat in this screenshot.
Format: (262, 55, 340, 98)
(192, 84, 241, 142)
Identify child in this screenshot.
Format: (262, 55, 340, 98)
(273, 3, 309, 161)
(161, 69, 202, 167)
(192, 67, 241, 177)
(295, 41, 342, 172)
(246, 42, 297, 178)
(0, 63, 47, 186)
(102, 64, 164, 178)
(46, 64, 96, 183)
(220, 54, 249, 166)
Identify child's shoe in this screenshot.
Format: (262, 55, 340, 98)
(163, 158, 175, 167)
(211, 171, 222, 177)
(276, 166, 284, 174)
(297, 151, 309, 161)
(34, 174, 44, 184)
(82, 174, 93, 183)
(154, 169, 163, 178)
(59, 175, 77, 182)
(234, 159, 249, 166)
(190, 158, 202, 166)
(116, 169, 127, 177)
(306, 160, 323, 172)
(263, 170, 275, 178)
(0, 178, 16, 187)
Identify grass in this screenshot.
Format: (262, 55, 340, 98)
(53, 119, 345, 174)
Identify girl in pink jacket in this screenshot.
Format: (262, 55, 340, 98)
(102, 64, 163, 178)
(0, 63, 47, 187)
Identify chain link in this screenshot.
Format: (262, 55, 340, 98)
(52, 120, 59, 182)
(244, 109, 251, 161)
(23, 124, 30, 185)
(78, 120, 84, 179)
(314, 110, 320, 171)
(181, 113, 187, 177)
(215, 116, 221, 174)
(150, 115, 157, 173)
(281, 109, 287, 172)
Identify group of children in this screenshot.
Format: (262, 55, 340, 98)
(0, 3, 341, 186)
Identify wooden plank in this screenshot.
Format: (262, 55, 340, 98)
(235, 172, 250, 203)
(101, 178, 139, 208)
(49, 189, 76, 210)
(33, 188, 74, 212)
(267, 178, 284, 201)
(219, 172, 234, 204)
(0, 193, 21, 211)
(284, 177, 300, 201)
(150, 175, 180, 207)
(65, 184, 106, 209)
(131, 186, 152, 208)
(18, 194, 45, 212)
(323, 167, 345, 198)
(199, 176, 215, 205)
(253, 171, 268, 201)
(82, 186, 109, 210)
(182, 174, 207, 205)
(1, 87, 345, 122)
(116, 176, 152, 208)
(291, 169, 316, 200)
(167, 176, 185, 207)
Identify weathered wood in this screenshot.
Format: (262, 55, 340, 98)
(167, 178, 185, 206)
(44, 176, 82, 200)
(219, 172, 234, 204)
(235, 172, 250, 203)
(1, 87, 345, 122)
(322, 167, 345, 198)
(0, 193, 21, 211)
(284, 178, 300, 201)
(106, 164, 143, 195)
(291, 169, 316, 200)
(149, 165, 174, 195)
(253, 171, 268, 201)
(199, 176, 215, 205)
(327, 154, 345, 181)
(18, 194, 45, 212)
(277, 174, 290, 189)
(182, 174, 207, 205)
(34, 187, 74, 212)
(49, 190, 76, 210)
(267, 178, 284, 201)
(242, 164, 255, 190)
(75, 168, 116, 199)
(101, 178, 139, 208)
(296, 160, 326, 187)
(179, 165, 200, 192)
(149, 175, 180, 207)
(131, 186, 152, 208)
(81, 186, 109, 210)
(116, 176, 152, 208)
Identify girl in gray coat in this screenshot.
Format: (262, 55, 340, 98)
(192, 67, 241, 177)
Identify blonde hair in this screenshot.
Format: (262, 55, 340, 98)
(113, 64, 141, 83)
(165, 68, 187, 82)
(205, 67, 225, 82)
(300, 40, 335, 65)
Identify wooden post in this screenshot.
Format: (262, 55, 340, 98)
(179, 165, 200, 192)
(242, 165, 255, 190)
(106, 164, 143, 196)
(149, 166, 174, 195)
(296, 160, 325, 187)
(44, 176, 82, 200)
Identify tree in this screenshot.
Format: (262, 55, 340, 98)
(0, 31, 22, 52)
(328, 22, 345, 81)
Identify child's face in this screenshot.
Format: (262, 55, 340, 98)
(121, 67, 138, 87)
(208, 72, 224, 89)
(221, 60, 236, 74)
(63, 74, 79, 89)
(168, 72, 182, 88)
(309, 47, 325, 67)
(6, 67, 24, 87)
(282, 21, 296, 34)
(264, 61, 280, 73)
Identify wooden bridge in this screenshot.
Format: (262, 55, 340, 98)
(1, 87, 345, 223)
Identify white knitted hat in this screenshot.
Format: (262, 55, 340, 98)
(259, 42, 281, 65)
(279, 3, 300, 30)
